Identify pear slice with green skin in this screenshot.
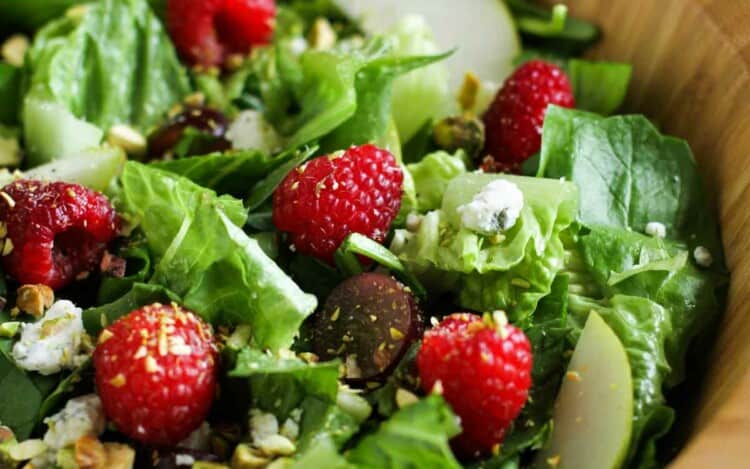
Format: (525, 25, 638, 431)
(532, 311, 633, 469)
(0, 146, 125, 192)
(337, 0, 520, 89)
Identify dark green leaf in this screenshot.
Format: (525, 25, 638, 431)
(151, 149, 289, 196)
(247, 146, 317, 210)
(0, 63, 21, 125)
(0, 340, 58, 439)
(83, 282, 179, 336)
(96, 241, 152, 305)
(538, 106, 723, 260)
(569, 59, 632, 115)
(506, 0, 600, 54)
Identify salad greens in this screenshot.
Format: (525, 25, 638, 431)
(0, 1, 728, 469)
(22, 0, 191, 164)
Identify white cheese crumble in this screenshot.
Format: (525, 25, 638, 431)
(43, 394, 105, 449)
(693, 246, 714, 267)
(457, 179, 524, 234)
(226, 110, 282, 154)
(645, 221, 667, 239)
(175, 454, 196, 466)
(12, 300, 89, 375)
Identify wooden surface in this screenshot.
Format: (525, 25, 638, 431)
(538, 0, 750, 467)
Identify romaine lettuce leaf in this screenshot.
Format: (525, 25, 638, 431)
(538, 106, 723, 259)
(574, 225, 725, 387)
(394, 173, 577, 320)
(23, 0, 191, 163)
(345, 395, 461, 469)
(229, 347, 340, 417)
(407, 150, 467, 212)
(115, 162, 317, 350)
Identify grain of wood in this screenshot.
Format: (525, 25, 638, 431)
(538, 0, 750, 466)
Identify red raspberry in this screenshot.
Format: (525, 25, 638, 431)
(93, 303, 218, 446)
(417, 313, 533, 457)
(482, 60, 575, 171)
(0, 180, 118, 290)
(273, 144, 404, 264)
(167, 0, 276, 68)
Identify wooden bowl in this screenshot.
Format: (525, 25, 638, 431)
(537, 0, 750, 467)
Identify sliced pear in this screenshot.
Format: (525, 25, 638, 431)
(532, 311, 633, 469)
(0, 146, 127, 192)
(337, 0, 520, 89)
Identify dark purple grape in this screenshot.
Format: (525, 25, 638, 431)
(147, 106, 231, 159)
(308, 273, 422, 385)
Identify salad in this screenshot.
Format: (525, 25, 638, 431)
(0, 0, 728, 468)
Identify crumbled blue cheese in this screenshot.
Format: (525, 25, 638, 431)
(457, 179, 524, 234)
(693, 246, 713, 267)
(43, 394, 105, 450)
(12, 300, 89, 375)
(645, 221, 667, 239)
(226, 110, 282, 154)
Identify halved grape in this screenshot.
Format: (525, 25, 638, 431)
(308, 273, 422, 385)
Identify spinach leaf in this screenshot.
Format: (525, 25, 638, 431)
(538, 106, 723, 259)
(38, 360, 92, 419)
(505, 0, 599, 55)
(0, 340, 58, 439)
(346, 395, 461, 469)
(83, 282, 179, 336)
(23, 0, 191, 161)
(246, 145, 317, 210)
(569, 59, 632, 115)
(150, 150, 288, 196)
(116, 162, 317, 350)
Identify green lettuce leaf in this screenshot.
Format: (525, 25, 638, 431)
(346, 395, 462, 469)
(574, 225, 725, 386)
(229, 347, 340, 417)
(407, 150, 467, 212)
(320, 49, 449, 153)
(505, 0, 599, 55)
(115, 162, 317, 350)
(23, 0, 191, 162)
(394, 173, 577, 319)
(538, 106, 723, 258)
